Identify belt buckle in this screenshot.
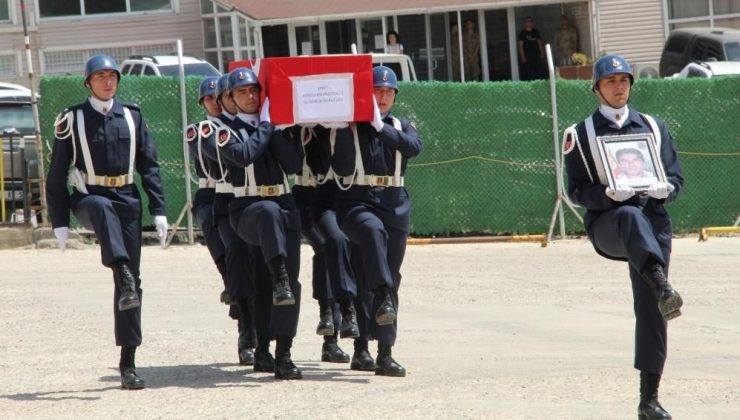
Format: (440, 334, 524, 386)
(372, 176, 388, 186)
(262, 185, 279, 197)
(108, 177, 118, 187)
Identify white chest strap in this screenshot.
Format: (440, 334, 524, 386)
(238, 128, 258, 196)
(641, 114, 662, 150)
(351, 118, 403, 181)
(390, 116, 403, 186)
(584, 116, 608, 185)
(75, 107, 136, 181)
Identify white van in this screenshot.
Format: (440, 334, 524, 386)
(370, 53, 418, 82)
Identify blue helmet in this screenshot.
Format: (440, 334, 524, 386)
(198, 76, 220, 104)
(84, 54, 120, 84)
(216, 74, 230, 100)
(373, 66, 398, 91)
(227, 67, 260, 92)
(592, 54, 633, 91)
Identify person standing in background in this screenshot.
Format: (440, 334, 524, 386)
(386, 30, 404, 54)
(555, 15, 579, 66)
(463, 19, 481, 81)
(517, 16, 546, 80)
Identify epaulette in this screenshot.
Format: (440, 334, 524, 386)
(199, 120, 217, 138)
(120, 101, 141, 111)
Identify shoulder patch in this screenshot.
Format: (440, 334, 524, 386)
(216, 128, 232, 147)
(199, 120, 215, 138)
(562, 133, 575, 155)
(185, 124, 198, 142)
(54, 110, 74, 139)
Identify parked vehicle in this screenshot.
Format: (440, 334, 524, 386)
(659, 27, 740, 77)
(671, 61, 740, 78)
(0, 82, 39, 220)
(120, 55, 221, 77)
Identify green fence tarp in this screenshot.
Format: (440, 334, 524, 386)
(39, 76, 740, 235)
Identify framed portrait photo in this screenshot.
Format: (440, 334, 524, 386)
(595, 133, 667, 193)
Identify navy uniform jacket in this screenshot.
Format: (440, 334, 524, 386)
(304, 125, 333, 177)
(564, 109, 684, 258)
(331, 116, 422, 226)
(46, 99, 165, 228)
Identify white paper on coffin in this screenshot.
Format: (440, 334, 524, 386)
(290, 73, 354, 123)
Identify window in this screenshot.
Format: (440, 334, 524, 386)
(1, 0, 9, 21)
(713, 0, 740, 15)
(39, 0, 171, 18)
(668, 0, 709, 19)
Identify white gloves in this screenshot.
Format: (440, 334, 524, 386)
(154, 215, 168, 248)
(605, 184, 635, 202)
(371, 97, 384, 132)
(259, 97, 271, 124)
(53, 227, 69, 252)
(646, 182, 675, 199)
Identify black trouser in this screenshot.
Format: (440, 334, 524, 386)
(588, 205, 671, 374)
(71, 186, 143, 348)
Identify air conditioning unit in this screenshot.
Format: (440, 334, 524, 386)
(633, 61, 660, 79)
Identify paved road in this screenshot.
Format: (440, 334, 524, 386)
(1, 237, 738, 419)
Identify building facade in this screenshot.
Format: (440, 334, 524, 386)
(0, 0, 738, 85)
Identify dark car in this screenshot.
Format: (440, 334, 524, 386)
(659, 27, 740, 77)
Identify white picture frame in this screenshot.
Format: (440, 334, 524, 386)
(595, 133, 667, 193)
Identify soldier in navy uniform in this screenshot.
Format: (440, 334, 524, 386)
(191, 76, 229, 303)
(202, 68, 304, 379)
(562, 54, 683, 419)
(46, 55, 167, 390)
(296, 125, 360, 364)
(331, 66, 423, 377)
(188, 75, 257, 366)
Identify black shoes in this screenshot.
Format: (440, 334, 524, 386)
(113, 262, 139, 311)
(120, 367, 145, 390)
(321, 342, 350, 363)
(350, 349, 376, 371)
(275, 355, 303, 380)
(375, 288, 396, 326)
(220, 289, 231, 305)
(239, 347, 255, 366)
(638, 373, 672, 419)
(641, 263, 683, 321)
(267, 256, 295, 306)
(253, 351, 275, 373)
(339, 300, 360, 339)
(316, 303, 335, 336)
(375, 345, 406, 377)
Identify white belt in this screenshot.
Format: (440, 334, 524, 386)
(234, 184, 289, 198)
(294, 174, 316, 187)
(352, 175, 404, 187)
(198, 178, 216, 188)
(215, 182, 234, 193)
(83, 173, 134, 187)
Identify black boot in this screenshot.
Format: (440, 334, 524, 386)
(350, 339, 376, 371)
(274, 336, 302, 380)
(321, 333, 350, 363)
(113, 262, 140, 311)
(119, 346, 145, 390)
(316, 300, 335, 336)
(339, 299, 360, 339)
(267, 256, 295, 306)
(374, 287, 396, 326)
(237, 299, 256, 365)
(638, 373, 672, 419)
(253, 339, 275, 373)
(641, 261, 683, 321)
(215, 258, 231, 305)
(375, 343, 406, 377)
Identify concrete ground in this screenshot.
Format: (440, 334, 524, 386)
(1, 236, 738, 419)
